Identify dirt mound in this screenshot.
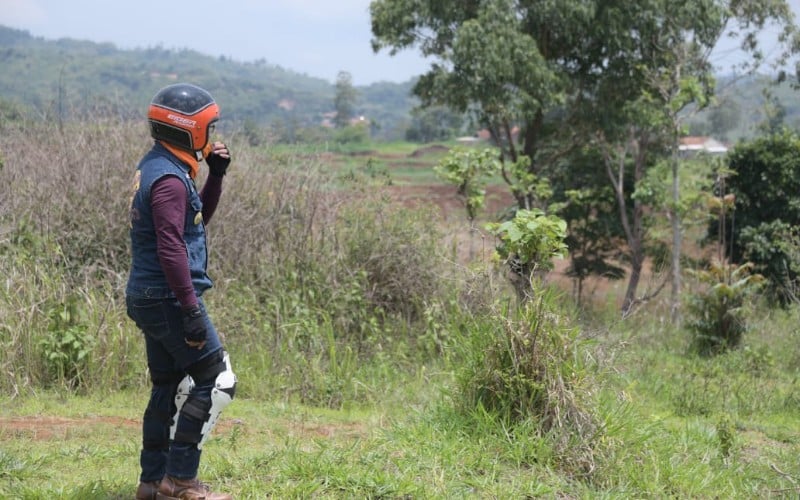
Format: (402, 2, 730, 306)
(346, 150, 379, 157)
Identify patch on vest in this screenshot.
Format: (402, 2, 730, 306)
(128, 170, 142, 228)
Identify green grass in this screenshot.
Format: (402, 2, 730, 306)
(0, 391, 565, 498)
(3, 120, 800, 499)
(266, 140, 463, 187)
(3, 306, 800, 500)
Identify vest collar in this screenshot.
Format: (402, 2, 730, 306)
(158, 141, 199, 179)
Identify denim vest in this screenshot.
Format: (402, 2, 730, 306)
(126, 143, 213, 299)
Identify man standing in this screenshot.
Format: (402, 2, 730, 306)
(127, 83, 236, 500)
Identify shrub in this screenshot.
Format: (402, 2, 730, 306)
(740, 220, 800, 304)
(713, 130, 800, 305)
(685, 261, 764, 356)
(39, 295, 94, 389)
(0, 115, 454, 398)
(335, 200, 444, 321)
(454, 287, 598, 474)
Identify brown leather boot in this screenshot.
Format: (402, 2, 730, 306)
(135, 480, 161, 500)
(156, 475, 232, 500)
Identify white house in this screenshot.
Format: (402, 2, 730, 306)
(678, 136, 729, 155)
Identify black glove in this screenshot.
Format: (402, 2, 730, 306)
(182, 305, 209, 347)
(206, 149, 231, 177)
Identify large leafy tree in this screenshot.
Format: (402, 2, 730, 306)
(371, 0, 593, 211)
(405, 105, 463, 143)
(371, 0, 617, 299)
(578, 0, 798, 314)
(579, 0, 721, 315)
(372, 0, 799, 314)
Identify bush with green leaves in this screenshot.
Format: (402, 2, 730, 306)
(486, 208, 568, 300)
(334, 123, 370, 144)
(739, 220, 800, 304)
(685, 261, 764, 356)
(434, 147, 499, 222)
(713, 129, 800, 304)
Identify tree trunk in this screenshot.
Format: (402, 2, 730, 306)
(622, 252, 644, 315)
(603, 130, 649, 316)
(670, 151, 682, 322)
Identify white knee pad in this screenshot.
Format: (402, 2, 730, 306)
(198, 351, 236, 448)
(170, 374, 195, 441)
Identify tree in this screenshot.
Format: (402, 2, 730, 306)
(664, 0, 797, 318)
(758, 88, 788, 134)
(709, 98, 742, 140)
(434, 148, 499, 224)
(371, 0, 591, 211)
(550, 148, 627, 305)
(573, 0, 797, 314)
(334, 70, 358, 128)
(371, 0, 605, 300)
(405, 105, 463, 143)
(715, 129, 800, 303)
(371, 0, 800, 315)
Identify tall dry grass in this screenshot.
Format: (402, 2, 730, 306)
(0, 111, 453, 399)
(1, 110, 144, 392)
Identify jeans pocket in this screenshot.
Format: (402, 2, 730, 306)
(127, 298, 170, 335)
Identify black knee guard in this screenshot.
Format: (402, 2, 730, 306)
(145, 371, 183, 450)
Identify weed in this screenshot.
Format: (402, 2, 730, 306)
(39, 295, 94, 389)
(685, 261, 764, 355)
(0, 450, 33, 480)
(716, 414, 736, 461)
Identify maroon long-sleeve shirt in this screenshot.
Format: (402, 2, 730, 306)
(151, 174, 223, 309)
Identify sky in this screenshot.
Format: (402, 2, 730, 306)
(1, 0, 431, 86)
(2, 0, 799, 86)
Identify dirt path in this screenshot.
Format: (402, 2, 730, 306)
(0, 416, 140, 440)
(0, 415, 366, 442)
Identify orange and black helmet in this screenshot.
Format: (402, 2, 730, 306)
(147, 83, 219, 152)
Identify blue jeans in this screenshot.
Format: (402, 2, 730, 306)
(126, 296, 223, 482)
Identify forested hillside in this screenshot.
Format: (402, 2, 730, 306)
(1, 24, 799, 144)
(0, 25, 418, 139)
(687, 73, 800, 142)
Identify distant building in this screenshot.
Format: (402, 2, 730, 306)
(320, 112, 368, 128)
(320, 111, 337, 128)
(679, 136, 729, 155)
(456, 127, 520, 145)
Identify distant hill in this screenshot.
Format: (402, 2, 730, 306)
(0, 25, 419, 140)
(685, 73, 800, 143)
(1, 24, 799, 144)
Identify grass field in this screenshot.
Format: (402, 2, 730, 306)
(3, 304, 800, 499)
(2, 129, 800, 499)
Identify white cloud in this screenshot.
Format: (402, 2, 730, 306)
(0, 0, 46, 26)
(249, 0, 369, 21)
